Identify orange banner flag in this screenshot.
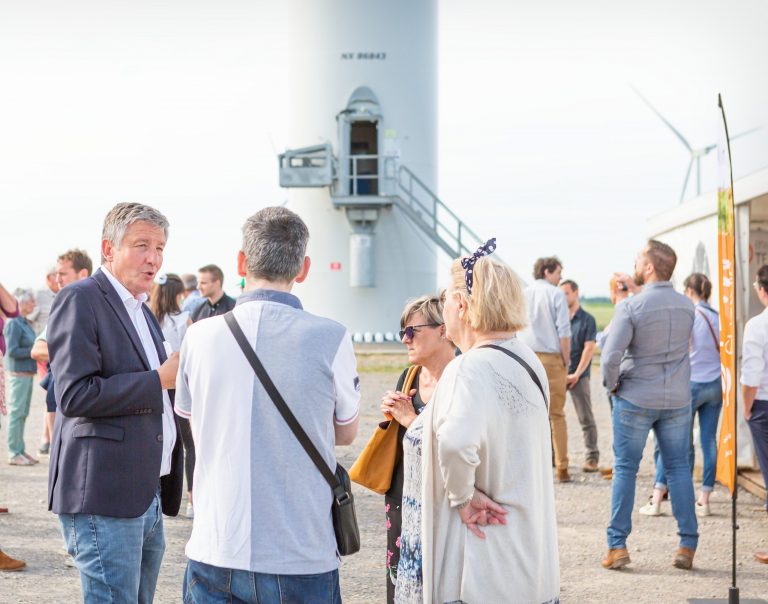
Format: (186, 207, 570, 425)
(715, 95, 737, 494)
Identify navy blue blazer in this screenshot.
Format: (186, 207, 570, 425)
(47, 270, 183, 518)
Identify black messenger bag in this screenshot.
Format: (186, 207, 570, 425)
(224, 312, 361, 555)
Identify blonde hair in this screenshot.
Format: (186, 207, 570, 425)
(400, 293, 445, 329)
(450, 257, 527, 332)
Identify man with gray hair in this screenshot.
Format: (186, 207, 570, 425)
(180, 273, 205, 314)
(48, 202, 183, 603)
(176, 206, 360, 604)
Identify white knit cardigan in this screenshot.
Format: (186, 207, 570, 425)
(419, 340, 560, 604)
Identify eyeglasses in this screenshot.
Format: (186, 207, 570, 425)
(399, 323, 441, 340)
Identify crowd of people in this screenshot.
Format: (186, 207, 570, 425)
(1, 201, 767, 602)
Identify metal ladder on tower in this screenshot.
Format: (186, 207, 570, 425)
(393, 164, 485, 259)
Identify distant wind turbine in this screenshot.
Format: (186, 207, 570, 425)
(631, 86, 759, 204)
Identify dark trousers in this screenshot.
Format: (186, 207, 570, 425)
(748, 399, 768, 505)
(177, 417, 195, 490)
(385, 494, 402, 604)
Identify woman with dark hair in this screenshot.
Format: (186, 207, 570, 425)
(150, 273, 190, 353)
(150, 273, 195, 518)
(640, 272, 721, 517)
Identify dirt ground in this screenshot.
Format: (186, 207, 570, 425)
(1, 368, 767, 603)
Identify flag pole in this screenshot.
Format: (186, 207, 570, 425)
(717, 92, 739, 604)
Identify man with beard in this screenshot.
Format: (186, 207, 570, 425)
(600, 240, 698, 571)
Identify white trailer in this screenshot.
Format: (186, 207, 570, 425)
(648, 167, 768, 486)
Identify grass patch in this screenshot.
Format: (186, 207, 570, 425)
(582, 300, 614, 331)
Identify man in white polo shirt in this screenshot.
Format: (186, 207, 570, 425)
(175, 206, 360, 603)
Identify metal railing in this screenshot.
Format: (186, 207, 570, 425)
(396, 165, 484, 259)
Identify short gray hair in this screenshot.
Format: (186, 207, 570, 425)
(15, 289, 35, 304)
(242, 207, 309, 282)
(102, 202, 169, 250)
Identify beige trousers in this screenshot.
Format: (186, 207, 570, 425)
(536, 352, 569, 471)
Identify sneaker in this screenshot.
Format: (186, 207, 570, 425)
(8, 455, 33, 466)
(696, 502, 711, 517)
(38, 442, 50, 455)
(639, 500, 662, 516)
(21, 453, 39, 465)
(185, 503, 194, 519)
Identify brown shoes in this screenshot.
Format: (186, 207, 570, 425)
(602, 548, 631, 570)
(582, 459, 599, 472)
(0, 507, 8, 514)
(755, 551, 768, 564)
(0, 550, 26, 572)
(557, 468, 572, 483)
(674, 547, 695, 570)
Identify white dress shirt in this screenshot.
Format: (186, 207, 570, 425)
(741, 307, 768, 400)
(100, 266, 177, 476)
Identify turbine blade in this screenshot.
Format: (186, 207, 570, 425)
(731, 126, 761, 141)
(680, 158, 693, 204)
(703, 126, 760, 154)
(630, 84, 693, 153)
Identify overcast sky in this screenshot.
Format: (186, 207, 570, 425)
(1, 0, 767, 298)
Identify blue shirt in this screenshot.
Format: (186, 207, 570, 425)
(3, 316, 36, 373)
(520, 279, 571, 354)
(601, 281, 694, 409)
(690, 301, 721, 383)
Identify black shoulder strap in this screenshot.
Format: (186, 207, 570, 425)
(224, 312, 347, 501)
(480, 344, 549, 410)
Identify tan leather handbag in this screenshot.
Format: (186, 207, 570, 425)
(349, 365, 420, 494)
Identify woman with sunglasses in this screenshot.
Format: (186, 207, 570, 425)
(380, 294, 456, 604)
(396, 240, 559, 604)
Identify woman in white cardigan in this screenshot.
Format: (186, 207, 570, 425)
(396, 239, 560, 604)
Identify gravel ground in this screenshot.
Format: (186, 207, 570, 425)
(1, 369, 767, 603)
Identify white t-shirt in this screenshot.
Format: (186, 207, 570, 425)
(741, 307, 768, 399)
(174, 289, 359, 574)
(160, 311, 190, 353)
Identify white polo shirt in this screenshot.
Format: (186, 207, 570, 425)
(100, 266, 177, 476)
(175, 289, 360, 574)
(741, 307, 768, 399)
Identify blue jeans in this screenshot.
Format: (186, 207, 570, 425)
(653, 378, 722, 492)
(183, 560, 341, 604)
(608, 396, 698, 550)
(59, 489, 165, 603)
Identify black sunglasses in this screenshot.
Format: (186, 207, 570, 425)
(399, 323, 441, 340)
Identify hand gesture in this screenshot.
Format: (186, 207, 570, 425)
(458, 489, 508, 539)
(380, 389, 418, 428)
(566, 373, 579, 389)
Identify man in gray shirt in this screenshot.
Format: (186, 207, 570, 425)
(519, 256, 572, 482)
(600, 240, 697, 572)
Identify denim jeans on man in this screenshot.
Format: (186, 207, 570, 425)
(608, 396, 698, 550)
(59, 489, 165, 604)
(653, 378, 722, 492)
(184, 560, 342, 604)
